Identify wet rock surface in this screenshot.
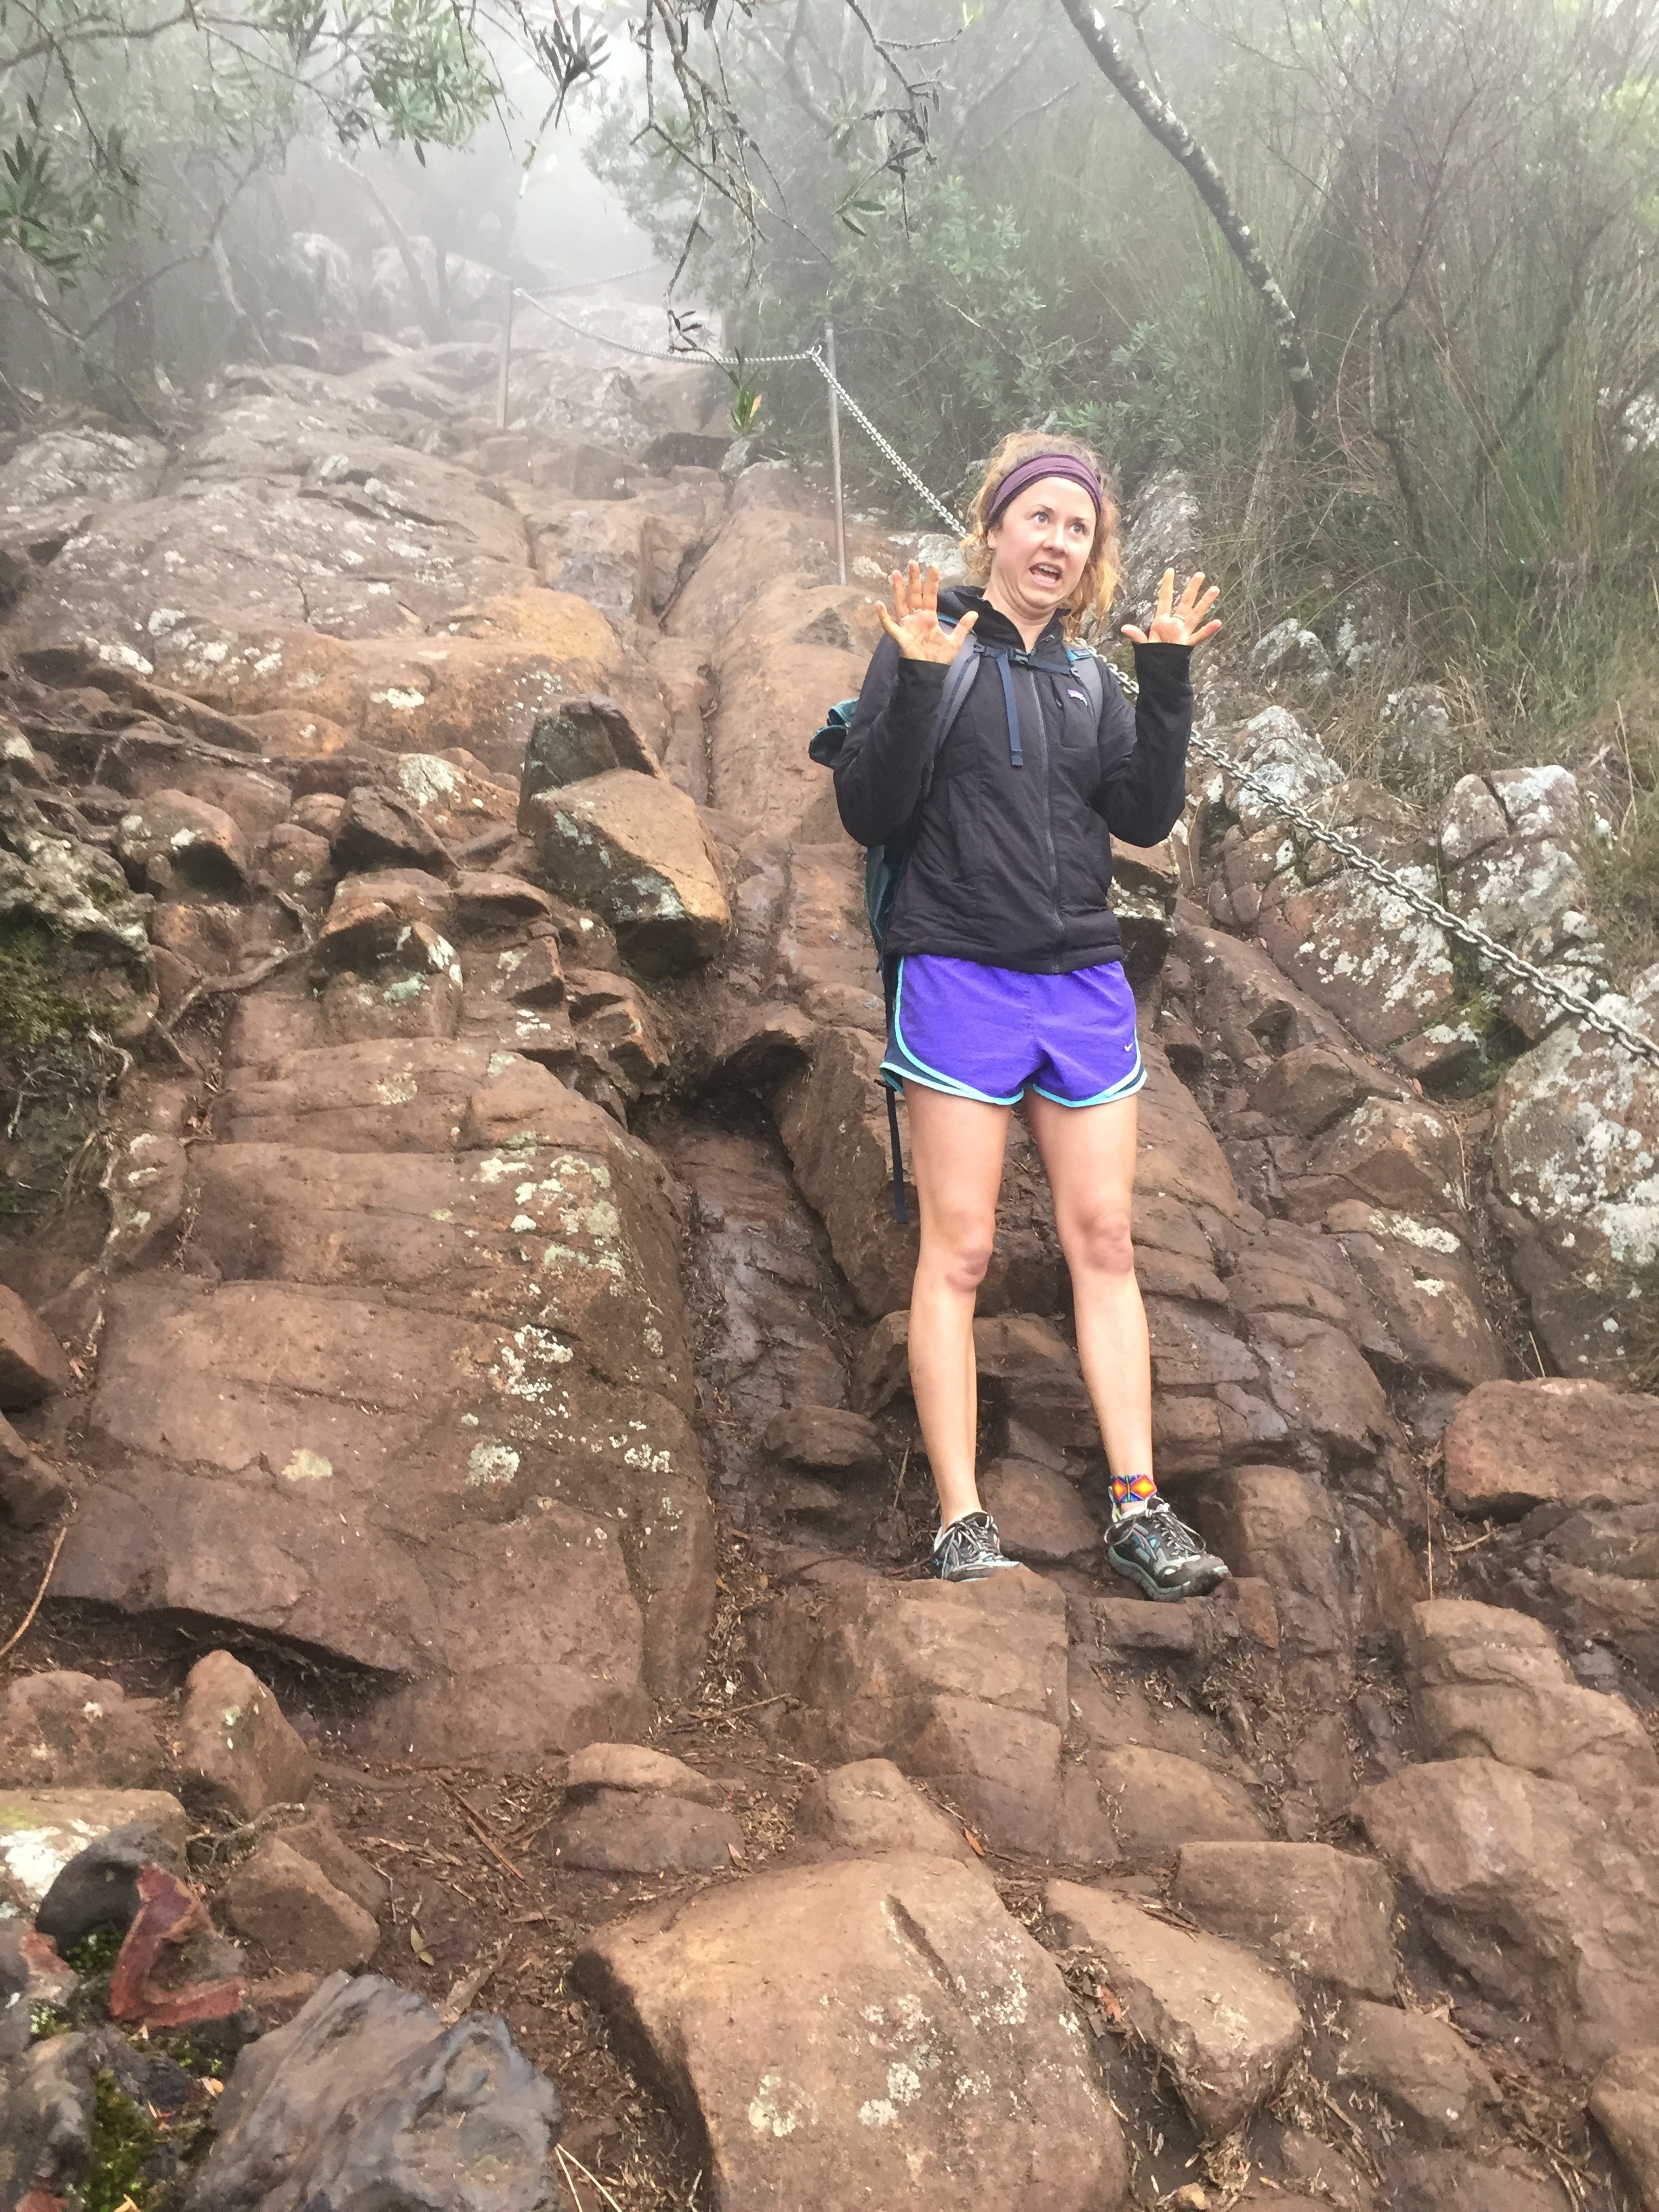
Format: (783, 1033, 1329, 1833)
(0, 342, 1650, 2210)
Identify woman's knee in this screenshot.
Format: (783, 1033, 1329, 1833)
(1063, 1205, 1135, 1277)
(918, 1214, 998, 1294)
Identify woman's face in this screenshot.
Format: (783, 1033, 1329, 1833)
(985, 476, 1098, 623)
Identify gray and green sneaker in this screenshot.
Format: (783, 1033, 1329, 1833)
(1106, 1503, 1230, 1601)
(930, 1511, 1027, 1584)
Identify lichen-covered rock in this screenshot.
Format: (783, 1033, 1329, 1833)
(1492, 968, 1659, 1352)
(575, 1855, 1128, 2211)
(0, 1787, 190, 1917)
(523, 768, 729, 976)
(176, 1651, 316, 1821)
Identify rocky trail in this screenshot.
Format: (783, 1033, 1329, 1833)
(2, 323, 1659, 2212)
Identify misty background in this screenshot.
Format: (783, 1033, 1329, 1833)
(0, 0, 1654, 960)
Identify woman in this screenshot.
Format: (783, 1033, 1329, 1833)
(834, 430, 1227, 1598)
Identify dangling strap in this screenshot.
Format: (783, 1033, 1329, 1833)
(880, 955, 908, 1225)
(886, 1082, 908, 1225)
(990, 649, 1022, 767)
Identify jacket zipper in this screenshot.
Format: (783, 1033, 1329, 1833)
(1025, 664, 1064, 956)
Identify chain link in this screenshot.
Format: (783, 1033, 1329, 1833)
(513, 304, 1654, 1068)
(1187, 726, 1659, 1066)
(801, 350, 966, 534)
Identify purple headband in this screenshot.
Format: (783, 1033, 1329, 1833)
(987, 452, 1103, 526)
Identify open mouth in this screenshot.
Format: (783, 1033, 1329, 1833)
(1030, 562, 1065, 588)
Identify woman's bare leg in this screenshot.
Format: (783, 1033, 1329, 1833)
(1024, 1092, 1152, 1479)
(903, 1084, 1012, 1527)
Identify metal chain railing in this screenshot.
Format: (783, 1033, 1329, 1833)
(1184, 726, 1659, 1065)
(520, 302, 1656, 1068)
(523, 301, 966, 529)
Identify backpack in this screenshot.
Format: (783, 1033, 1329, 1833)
(808, 626, 1107, 1222)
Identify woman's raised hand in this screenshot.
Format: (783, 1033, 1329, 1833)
(1121, 568, 1223, 647)
(876, 562, 979, 663)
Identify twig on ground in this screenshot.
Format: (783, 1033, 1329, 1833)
(439, 1932, 513, 2023)
(720, 1692, 798, 1719)
(556, 2145, 628, 2212)
(0, 1522, 68, 1660)
(439, 1777, 527, 1882)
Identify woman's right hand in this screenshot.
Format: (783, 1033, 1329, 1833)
(876, 562, 979, 663)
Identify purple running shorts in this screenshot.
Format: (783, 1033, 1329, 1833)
(881, 954, 1145, 1108)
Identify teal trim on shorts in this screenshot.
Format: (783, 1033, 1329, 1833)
(881, 958, 1026, 1106)
(1029, 1050, 1147, 1109)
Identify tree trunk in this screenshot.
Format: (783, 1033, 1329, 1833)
(1054, 0, 1319, 433)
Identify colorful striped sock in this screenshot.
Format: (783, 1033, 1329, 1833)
(1109, 1471, 1158, 1522)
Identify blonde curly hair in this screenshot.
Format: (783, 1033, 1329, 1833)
(961, 430, 1120, 640)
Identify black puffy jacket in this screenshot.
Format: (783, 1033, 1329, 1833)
(833, 586, 1194, 974)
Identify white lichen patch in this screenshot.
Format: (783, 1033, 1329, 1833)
(282, 1449, 333, 1481)
(467, 1442, 520, 1486)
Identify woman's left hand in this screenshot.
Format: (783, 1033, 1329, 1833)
(1121, 568, 1222, 647)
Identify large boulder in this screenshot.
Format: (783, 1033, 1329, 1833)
(53, 1052, 715, 1764)
(1401, 1597, 1658, 1809)
(523, 769, 729, 976)
(1444, 1377, 1659, 1519)
(1354, 1758, 1659, 2069)
(574, 1854, 1129, 2211)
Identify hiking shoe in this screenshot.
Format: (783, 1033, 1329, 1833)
(931, 1510, 1026, 1584)
(1106, 1504, 1230, 1602)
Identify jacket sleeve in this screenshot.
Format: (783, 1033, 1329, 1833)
(833, 634, 948, 847)
(1092, 642, 1195, 845)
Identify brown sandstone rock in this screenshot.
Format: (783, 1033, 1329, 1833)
(1444, 1378, 1659, 1519)
(554, 1790, 741, 1875)
(0, 1288, 73, 1406)
(1046, 1881, 1303, 2139)
(1193, 1466, 1351, 1678)
(1250, 1045, 1387, 1136)
(1334, 1999, 1498, 2146)
(1303, 1098, 1465, 1218)
(1248, 1310, 1391, 1458)
(0, 1672, 167, 1790)
(176, 1651, 316, 1822)
(269, 1806, 389, 1920)
(222, 1835, 378, 1973)
(576, 1854, 1128, 2211)
(979, 1460, 1100, 1563)
(708, 579, 875, 838)
(331, 784, 455, 880)
(1355, 1757, 1659, 2068)
(792, 1759, 979, 1865)
(758, 1569, 1068, 1858)
(1403, 1597, 1658, 1809)
(57, 1037, 714, 1764)
(760, 1406, 884, 1480)
(524, 768, 729, 976)
(1389, 2150, 1571, 2212)
(0, 1411, 69, 1527)
(1589, 2043, 1659, 2207)
(115, 790, 250, 899)
(1094, 1746, 1269, 1856)
(1172, 1842, 1396, 1997)
(565, 1743, 723, 1803)
(313, 868, 456, 971)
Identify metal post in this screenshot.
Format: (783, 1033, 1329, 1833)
(497, 279, 514, 432)
(825, 321, 847, 587)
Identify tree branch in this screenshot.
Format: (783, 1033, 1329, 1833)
(1057, 0, 1318, 430)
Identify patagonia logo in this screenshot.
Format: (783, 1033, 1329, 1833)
(1067, 688, 1088, 704)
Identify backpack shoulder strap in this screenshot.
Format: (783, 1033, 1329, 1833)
(1065, 644, 1107, 720)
